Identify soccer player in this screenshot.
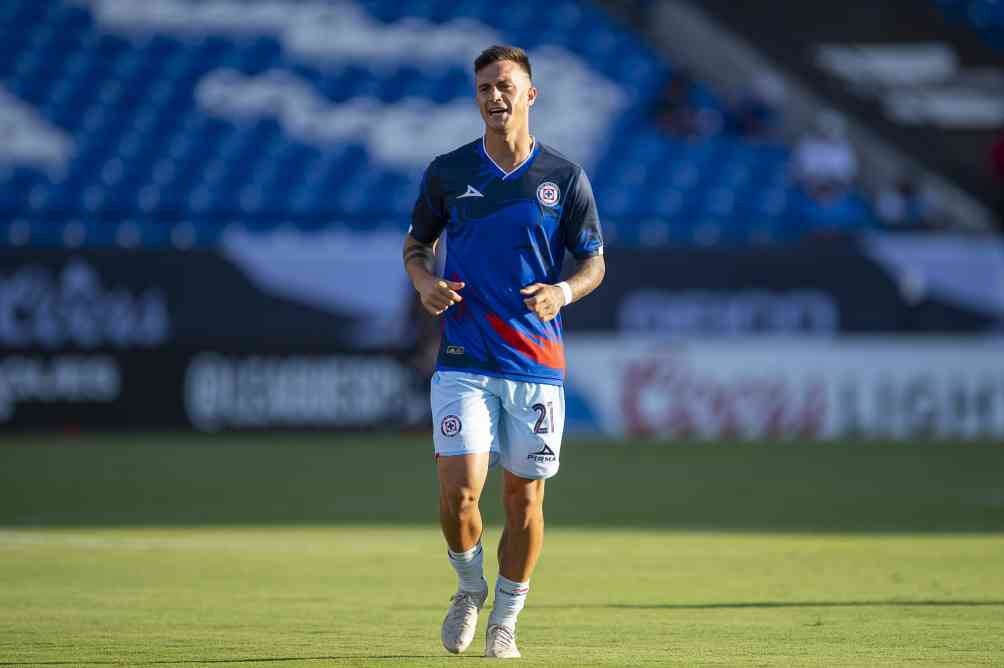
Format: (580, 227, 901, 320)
(402, 45, 605, 659)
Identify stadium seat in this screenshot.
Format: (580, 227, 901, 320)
(0, 0, 875, 247)
(935, 0, 1004, 49)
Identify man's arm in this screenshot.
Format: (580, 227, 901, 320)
(403, 233, 465, 317)
(521, 254, 605, 323)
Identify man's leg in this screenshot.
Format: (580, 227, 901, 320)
(431, 370, 499, 579)
(431, 371, 501, 654)
(496, 471, 545, 582)
(437, 452, 490, 554)
(437, 453, 492, 654)
(486, 381, 562, 658)
(484, 472, 545, 659)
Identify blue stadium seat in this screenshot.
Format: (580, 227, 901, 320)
(935, 0, 1004, 49)
(0, 0, 875, 247)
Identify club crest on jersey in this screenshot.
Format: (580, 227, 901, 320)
(536, 181, 560, 207)
(441, 414, 462, 437)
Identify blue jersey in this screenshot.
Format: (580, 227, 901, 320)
(410, 137, 603, 386)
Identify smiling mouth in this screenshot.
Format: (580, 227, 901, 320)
(488, 108, 508, 117)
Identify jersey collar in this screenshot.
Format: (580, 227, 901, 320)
(480, 135, 539, 181)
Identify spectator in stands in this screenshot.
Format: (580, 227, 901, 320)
(652, 69, 722, 139)
(730, 70, 786, 139)
(791, 110, 871, 237)
(875, 176, 938, 229)
(793, 110, 858, 193)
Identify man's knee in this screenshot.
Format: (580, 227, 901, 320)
(442, 485, 481, 519)
(437, 452, 490, 520)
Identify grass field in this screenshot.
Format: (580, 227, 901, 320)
(1, 434, 1003, 666)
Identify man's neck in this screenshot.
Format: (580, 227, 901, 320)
(484, 128, 534, 173)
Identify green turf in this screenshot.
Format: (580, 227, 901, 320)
(2, 434, 1002, 531)
(1, 527, 1002, 666)
(1, 435, 1003, 665)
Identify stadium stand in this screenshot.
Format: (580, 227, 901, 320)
(691, 0, 1003, 231)
(0, 0, 876, 249)
(935, 0, 1004, 51)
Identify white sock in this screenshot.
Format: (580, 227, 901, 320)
(488, 575, 529, 627)
(448, 543, 486, 593)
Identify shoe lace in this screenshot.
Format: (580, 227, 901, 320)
(446, 591, 479, 624)
(490, 624, 516, 650)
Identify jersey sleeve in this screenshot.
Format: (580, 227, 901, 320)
(562, 168, 604, 259)
(409, 159, 448, 244)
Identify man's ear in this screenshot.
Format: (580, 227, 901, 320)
(527, 85, 538, 107)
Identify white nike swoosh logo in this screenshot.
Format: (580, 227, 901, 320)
(457, 185, 484, 198)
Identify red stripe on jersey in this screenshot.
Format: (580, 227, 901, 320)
(486, 313, 565, 370)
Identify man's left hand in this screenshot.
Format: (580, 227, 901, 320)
(521, 283, 565, 322)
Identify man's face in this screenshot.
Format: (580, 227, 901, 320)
(475, 60, 536, 133)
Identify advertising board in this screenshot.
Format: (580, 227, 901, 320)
(565, 337, 1004, 440)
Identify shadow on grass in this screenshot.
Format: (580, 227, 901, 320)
(537, 599, 1004, 610)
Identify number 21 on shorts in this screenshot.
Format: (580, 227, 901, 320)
(532, 402, 553, 434)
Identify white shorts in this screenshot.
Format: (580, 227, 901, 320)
(431, 371, 565, 480)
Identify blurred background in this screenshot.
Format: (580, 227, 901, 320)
(0, 0, 1002, 440)
(1, 2, 1003, 664)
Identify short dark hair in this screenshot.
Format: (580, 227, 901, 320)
(474, 45, 532, 79)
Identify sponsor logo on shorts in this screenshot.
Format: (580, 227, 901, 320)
(441, 414, 462, 437)
(446, 345, 465, 355)
(527, 443, 557, 463)
(536, 181, 560, 207)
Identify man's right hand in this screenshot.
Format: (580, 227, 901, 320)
(417, 277, 465, 316)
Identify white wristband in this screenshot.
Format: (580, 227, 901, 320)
(556, 281, 573, 306)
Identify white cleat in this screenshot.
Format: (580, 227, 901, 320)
(485, 623, 521, 659)
(441, 583, 488, 654)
